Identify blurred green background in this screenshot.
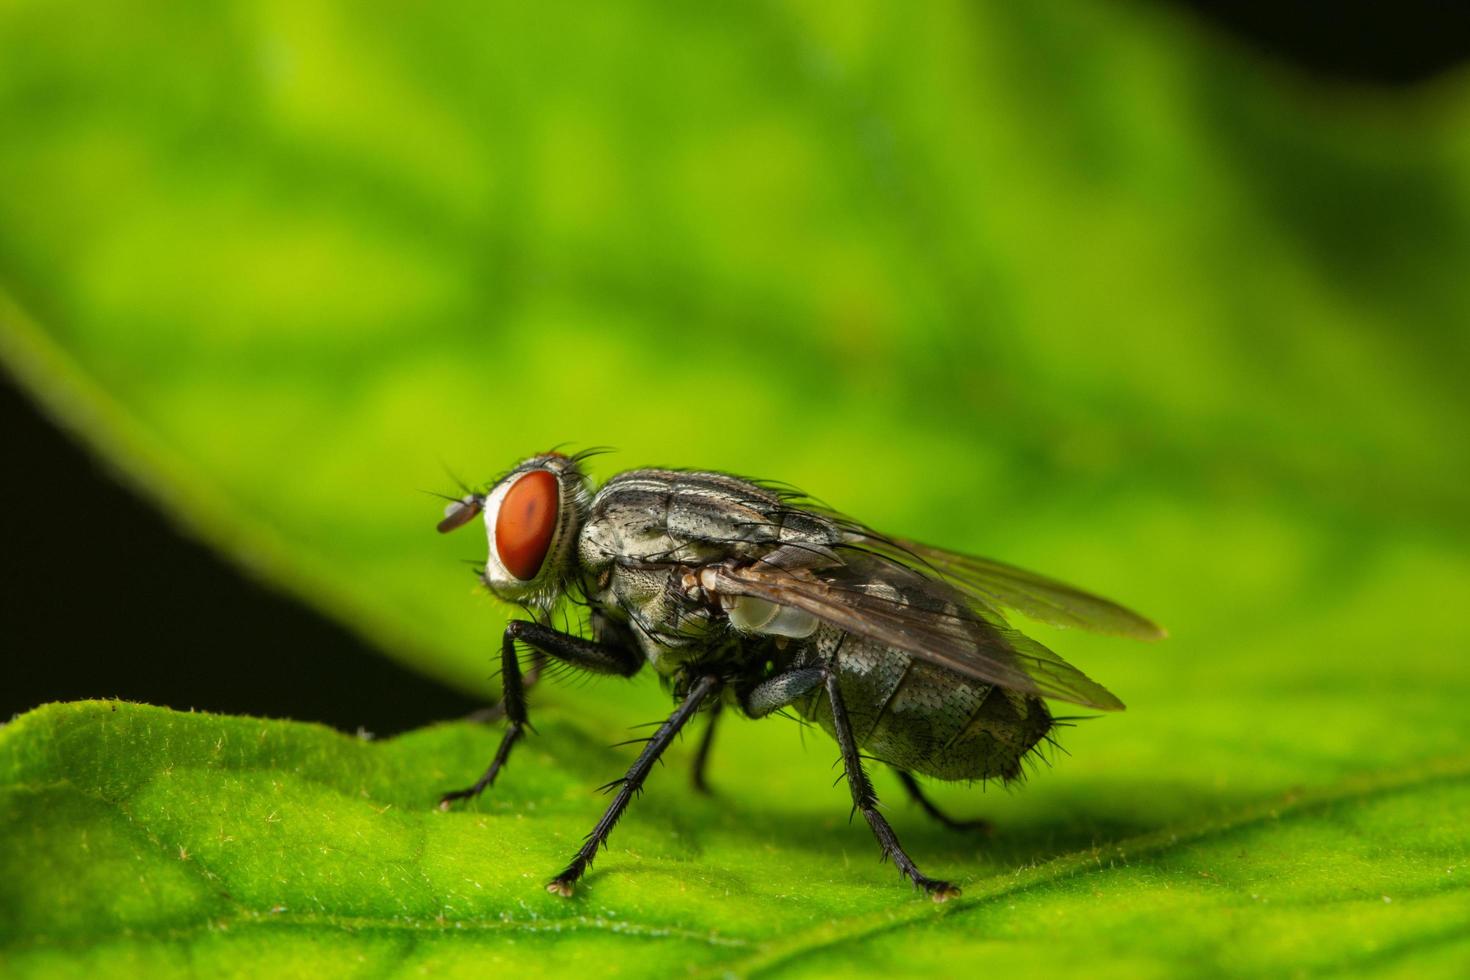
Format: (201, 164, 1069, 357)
(2, 0, 1466, 703)
(2, 1, 1469, 976)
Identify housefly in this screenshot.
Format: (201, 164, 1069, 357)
(436, 450, 1164, 900)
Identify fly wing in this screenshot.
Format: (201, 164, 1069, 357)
(702, 554, 1125, 711)
(834, 530, 1165, 641)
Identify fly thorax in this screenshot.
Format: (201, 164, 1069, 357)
(606, 563, 722, 654)
(639, 639, 695, 677)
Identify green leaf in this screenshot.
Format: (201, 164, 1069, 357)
(3, 701, 1468, 978)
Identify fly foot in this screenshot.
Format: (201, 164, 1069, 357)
(927, 880, 962, 903)
(437, 789, 476, 811)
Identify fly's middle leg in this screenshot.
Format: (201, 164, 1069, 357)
(825, 671, 961, 902)
(548, 674, 722, 896)
(690, 699, 722, 794)
(438, 621, 641, 808)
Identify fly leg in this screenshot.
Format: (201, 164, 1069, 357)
(741, 668, 825, 717)
(439, 621, 641, 808)
(687, 663, 828, 797)
(695, 666, 827, 793)
(825, 672, 961, 902)
(893, 769, 993, 835)
(548, 674, 722, 896)
(461, 652, 546, 724)
(690, 699, 722, 795)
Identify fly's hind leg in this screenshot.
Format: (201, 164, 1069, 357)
(438, 621, 641, 808)
(825, 672, 961, 902)
(741, 668, 825, 718)
(894, 769, 993, 835)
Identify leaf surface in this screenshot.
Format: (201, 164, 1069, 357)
(2, 702, 1468, 978)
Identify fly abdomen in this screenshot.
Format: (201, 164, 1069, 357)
(800, 628, 1053, 782)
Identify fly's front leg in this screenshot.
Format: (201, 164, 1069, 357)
(439, 621, 641, 809)
(825, 672, 961, 902)
(461, 651, 547, 724)
(548, 674, 722, 896)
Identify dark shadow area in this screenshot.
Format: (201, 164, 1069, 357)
(0, 370, 479, 733)
(476, 712, 1202, 881)
(1175, 0, 1470, 85)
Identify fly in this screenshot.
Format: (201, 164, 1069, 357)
(435, 449, 1164, 901)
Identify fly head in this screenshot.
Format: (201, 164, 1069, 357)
(437, 451, 591, 610)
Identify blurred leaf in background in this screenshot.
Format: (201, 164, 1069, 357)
(1, 0, 1468, 976)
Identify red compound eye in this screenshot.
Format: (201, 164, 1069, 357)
(495, 470, 559, 580)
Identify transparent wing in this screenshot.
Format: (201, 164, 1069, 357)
(841, 534, 1165, 641)
(702, 554, 1125, 711)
